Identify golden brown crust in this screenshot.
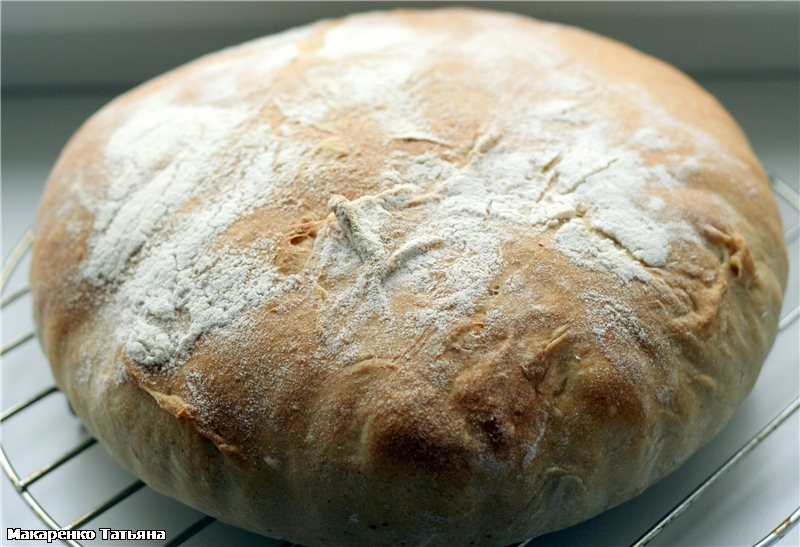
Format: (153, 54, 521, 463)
(31, 8, 786, 546)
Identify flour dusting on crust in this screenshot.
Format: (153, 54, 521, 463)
(75, 11, 735, 369)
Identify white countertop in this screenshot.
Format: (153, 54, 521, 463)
(2, 77, 798, 546)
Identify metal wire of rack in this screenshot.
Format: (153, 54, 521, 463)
(1, 176, 798, 547)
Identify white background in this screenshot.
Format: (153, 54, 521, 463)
(2, 3, 798, 546)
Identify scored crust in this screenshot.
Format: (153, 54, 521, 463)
(31, 8, 786, 546)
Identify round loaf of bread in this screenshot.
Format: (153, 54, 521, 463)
(31, 8, 787, 546)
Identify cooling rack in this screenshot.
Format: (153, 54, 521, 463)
(1, 176, 798, 547)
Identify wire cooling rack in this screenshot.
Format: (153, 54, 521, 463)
(1, 176, 798, 547)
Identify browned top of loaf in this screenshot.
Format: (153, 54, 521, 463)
(31, 7, 786, 544)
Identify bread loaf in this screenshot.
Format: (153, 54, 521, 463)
(31, 8, 787, 546)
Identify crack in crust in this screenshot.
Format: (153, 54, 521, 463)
(328, 194, 388, 264)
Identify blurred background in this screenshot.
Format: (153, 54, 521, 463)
(2, 2, 799, 547)
(3, 1, 799, 86)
